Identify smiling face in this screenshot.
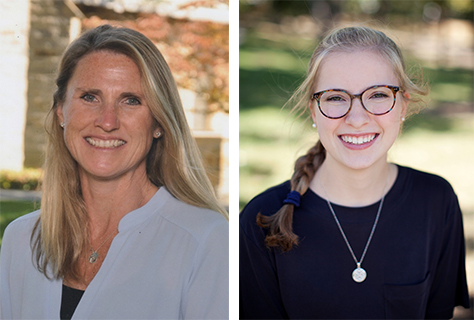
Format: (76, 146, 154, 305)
(57, 50, 160, 182)
(310, 50, 408, 171)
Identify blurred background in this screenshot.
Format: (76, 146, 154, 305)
(239, 0, 473, 317)
(0, 0, 229, 238)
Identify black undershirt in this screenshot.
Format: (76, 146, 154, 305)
(60, 284, 85, 320)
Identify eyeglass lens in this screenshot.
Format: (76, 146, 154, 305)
(319, 86, 395, 118)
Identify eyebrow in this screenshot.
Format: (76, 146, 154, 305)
(75, 87, 101, 95)
(120, 92, 144, 98)
(317, 84, 398, 95)
(74, 88, 144, 99)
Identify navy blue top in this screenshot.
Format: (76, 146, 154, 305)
(240, 165, 470, 319)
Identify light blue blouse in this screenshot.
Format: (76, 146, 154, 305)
(0, 187, 229, 319)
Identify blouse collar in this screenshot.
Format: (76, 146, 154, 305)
(117, 187, 172, 232)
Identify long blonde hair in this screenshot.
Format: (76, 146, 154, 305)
(257, 25, 428, 252)
(32, 24, 228, 280)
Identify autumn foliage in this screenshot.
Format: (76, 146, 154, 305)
(83, 13, 229, 113)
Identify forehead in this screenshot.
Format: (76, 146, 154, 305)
(315, 50, 399, 93)
(70, 50, 142, 88)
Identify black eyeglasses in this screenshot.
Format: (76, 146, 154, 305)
(311, 85, 402, 119)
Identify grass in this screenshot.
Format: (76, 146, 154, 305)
(422, 66, 474, 104)
(0, 200, 38, 245)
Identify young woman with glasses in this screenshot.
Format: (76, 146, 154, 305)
(240, 26, 470, 319)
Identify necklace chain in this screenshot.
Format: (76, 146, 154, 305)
(320, 174, 389, 282)
(324, 191, 385, 267)
(89, 229, 118, 264)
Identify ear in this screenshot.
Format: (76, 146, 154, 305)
(153, 123, 163, 139)
(56, 104, 65, 124)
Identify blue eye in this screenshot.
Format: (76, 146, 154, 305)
(125, 97, 141, 105)
(80, 93, 97, 103)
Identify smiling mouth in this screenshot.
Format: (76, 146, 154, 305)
(85, 137, 126, 148)
(340, 134, 377, 145)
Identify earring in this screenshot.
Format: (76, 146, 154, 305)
(60, 122, 65, 128)
(401, 117, 405, 122)
(154, 131, 161, 138)
(312, 123, 317, 128)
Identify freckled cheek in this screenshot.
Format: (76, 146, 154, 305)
(63, 103, 96, 127)
(128, 118, 156, 148)
(63, 118, 91, 148)
(61, 110, 98, 156)
(63, 124, 87, 151)
(140, 131, 154, 148)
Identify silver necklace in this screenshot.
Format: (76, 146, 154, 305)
(89, 229, 118, 264)
(321, 178, 387, 283)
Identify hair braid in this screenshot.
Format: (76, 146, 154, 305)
(257, 141, 326, 251)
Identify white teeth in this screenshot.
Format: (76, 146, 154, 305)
(341, 134, 376, 145)
(86, 137, 125, 148)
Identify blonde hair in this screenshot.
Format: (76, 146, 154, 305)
(32, 24, 228, 280)
(257, 25, 428, 252)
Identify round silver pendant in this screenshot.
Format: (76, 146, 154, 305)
(352, 267, 367, 283)
(89, 251, 99, 264)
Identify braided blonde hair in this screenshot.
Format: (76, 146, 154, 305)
(257, 141, 325, 251)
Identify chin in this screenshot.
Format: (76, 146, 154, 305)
(340, 156, 382, 171)
(78, 163, 122, 180)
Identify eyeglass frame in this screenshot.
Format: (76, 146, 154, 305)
(311, 85, 402, 119)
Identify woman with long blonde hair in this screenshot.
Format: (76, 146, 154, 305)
(240, 26, 469, 319)
(1, 25, 228, 319)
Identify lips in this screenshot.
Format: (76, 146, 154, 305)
(85, 137, 126, 148)
(340, 134, 377, 145)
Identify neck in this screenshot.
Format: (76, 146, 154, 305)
(79, 169, 158, 237)
(310, 156, 396, 207)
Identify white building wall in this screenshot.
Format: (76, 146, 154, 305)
(0, 0, 30, 171)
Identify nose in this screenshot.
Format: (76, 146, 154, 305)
(344, 97, 370, 128)
(94, 102, 120, 131)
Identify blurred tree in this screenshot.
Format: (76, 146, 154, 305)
(240, 0, 473, 24)
(83, 13, 229, 113)
(446, 0, 474, 18)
